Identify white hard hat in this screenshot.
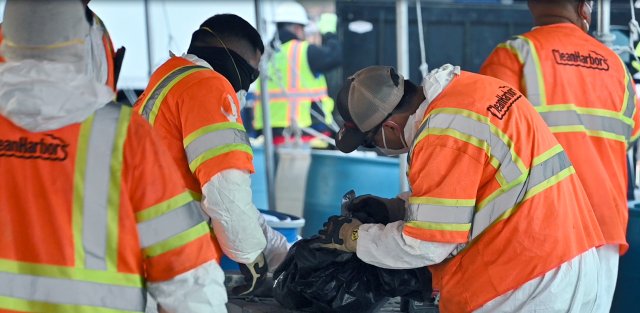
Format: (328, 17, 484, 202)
(1, 0, 90, 63)
(274, 1, 309, 26)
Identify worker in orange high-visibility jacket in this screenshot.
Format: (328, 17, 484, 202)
(480, 1, 640, 311)
(317, 65, 605, 312)
(0, 0, 117, 91)
(0, 1, 226, 312)
(133, 14, 289, 298)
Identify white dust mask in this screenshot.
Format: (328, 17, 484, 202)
(377, 122, 409, 156)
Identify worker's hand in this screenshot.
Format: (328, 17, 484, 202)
(347, 194, 406, 224)
(313, 216, 362, 252)
(318, 13, 337, 35)
(232, 253, 268, 296)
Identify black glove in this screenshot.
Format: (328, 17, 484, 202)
(346, 194, 406, 224)
(232, 253, 268, 296)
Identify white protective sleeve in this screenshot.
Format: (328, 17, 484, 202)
(257, 213, 291, 271)
(147, 261, 228, 313)
(202, 169, 289, 266)
(356, 221, 460, 269)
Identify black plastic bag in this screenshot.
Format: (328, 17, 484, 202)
(273, 237, 430, 312)
(274, 189, 431, 313)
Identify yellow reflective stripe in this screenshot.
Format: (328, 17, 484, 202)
(143, 222, 210, 257)
(136, 191, 194, 223)
(0, 259, 143, 287)
(549, 125, 627, 142)
(73, 115, 94, 269)
(494, 167, 576, 225)
(409, 197, 475, 207)
(147, 68, 207, 126)
(0, 296, 139, 313)
(405, 221, 471, 232)
(188, 143, 253, 172)
(105, 108, 130, 271)
(189, 189, 203, 201)
(428, 107, 528, 173)
(497, 42, 524, 64)
(536, 104, 634, 126)
(495, 169, 508, 187)
(532, 144, 563, 166)
(183, 122, 246, 147)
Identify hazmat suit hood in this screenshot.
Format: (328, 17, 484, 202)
(0, 0, 114, 132)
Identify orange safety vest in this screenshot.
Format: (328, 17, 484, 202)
(134, 56, 254, 260)
(406, 72, 604, 312)
(0, 103, 218, 312)
(0, 11, 116, 91)
(481, 23, 640, 254)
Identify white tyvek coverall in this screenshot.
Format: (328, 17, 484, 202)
(355, 64, 601, 313)
(0, 10, 238, 308)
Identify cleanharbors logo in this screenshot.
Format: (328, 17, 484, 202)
(0, 134, 69, 161)
(487, 86, 521, 120)
(552, 49, 609, 71)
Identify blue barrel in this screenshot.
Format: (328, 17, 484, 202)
(302, 150, 401, 237)
(251, 146, 269, 211)
(611, 203, 640, 312)
(250, 147, 401, 237)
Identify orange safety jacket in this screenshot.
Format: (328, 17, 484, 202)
(0, 103, 218, 313)
(481, 23, 640, 254)
(406, 72, 604, 312)
(134, 57, 255, 262)
(0, 11, 116, 91)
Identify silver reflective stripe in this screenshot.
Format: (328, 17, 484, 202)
(137, 201, 206, 248)
(0, 271, 144, 312)
(140, 65, 205, 120)
(471, 150, 571, 239)
(427, 113, 523, 183)
(506, 37, 544, 106)
(407, 204, 474, 224)
(539, 111, 632, 140)
(288, 42, 301, 89)
(185, 128, 250, 165)
(624, 74, 636, 119)
(82, 103, 120, 270)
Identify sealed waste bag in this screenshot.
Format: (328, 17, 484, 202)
(273, 237, 430, 312)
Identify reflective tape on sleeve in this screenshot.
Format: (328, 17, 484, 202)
(137, 201, 207, 248)
(407, 203, 475, 224)
(184, 128, 250, 165)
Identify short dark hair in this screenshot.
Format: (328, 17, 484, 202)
(189, 14, 264, 56)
